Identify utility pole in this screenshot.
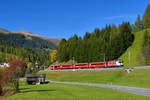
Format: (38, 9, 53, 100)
(104, 53, 105, 62)
(129, 49, 130, 67)
(72, 56, 75, 71)
(56, 61, 58, 65)
(132, 48, 134, 66)
(72, 57, 74, 64)
(104, 53, 106, 67)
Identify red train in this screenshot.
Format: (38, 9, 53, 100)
(49, 60, 123, 70)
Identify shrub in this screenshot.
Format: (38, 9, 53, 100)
(1, 60, 27, 93)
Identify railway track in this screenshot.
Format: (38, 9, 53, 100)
(40, 66, 150, 72)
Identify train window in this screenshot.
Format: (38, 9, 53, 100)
(53, 65, 61, 68)
(91, 63, 104, 65)
(119, 61, 123, 63)
(75, 64, 88, 66)
(55, 66, 59, 68)
(62, 65, 72, 67)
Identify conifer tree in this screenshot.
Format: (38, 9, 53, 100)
(143, 5, 150, 29)
(134, 14, 143, 32)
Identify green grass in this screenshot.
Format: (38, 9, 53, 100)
(4, 82, 150, 100)
(119, 29, 150, 67)
(42, 69, 150, 88)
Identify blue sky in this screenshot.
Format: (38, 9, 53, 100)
(0, 0, 150, 39)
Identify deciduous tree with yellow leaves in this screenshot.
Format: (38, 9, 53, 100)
(50, 49, 57, 63)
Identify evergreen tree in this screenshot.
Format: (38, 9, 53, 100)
(134, 14, 142, 32)
(57, 22, 133, 63)
(143, 5, 150, 29)
(110, 24, 117, 39)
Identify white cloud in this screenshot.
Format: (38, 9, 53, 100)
(104, 15, 137, 20)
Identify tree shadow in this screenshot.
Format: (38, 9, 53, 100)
(19, 82, 55, 93)
(20, 87, 30, 90)
(21, 89, 55, 93)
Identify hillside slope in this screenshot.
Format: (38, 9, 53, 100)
(120, 29, 150, 67)
(13, 31, 61, 46)
(0, 29, 61, 65)
(0, 32, 56, 51)
(0, 28, 9, 33)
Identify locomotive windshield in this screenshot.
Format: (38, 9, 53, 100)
(118, 60, 123, 63)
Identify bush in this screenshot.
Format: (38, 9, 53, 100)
(1, 60, 27, 93)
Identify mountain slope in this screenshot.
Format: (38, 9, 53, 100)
(119, 29, 150, 67)
(0, 28, 9, 33)
(0, 32, 56, 51)
(13, 31, 61, 46)
(0, 29, 61, 65)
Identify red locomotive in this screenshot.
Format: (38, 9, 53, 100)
(49, 60, 123, 70)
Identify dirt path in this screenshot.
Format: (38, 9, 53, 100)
(50, 81, 150, 97)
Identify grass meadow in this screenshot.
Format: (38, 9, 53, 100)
(4, 82, 150, 100)
(120, 29, 150, 67)
(42, 69, 150, 88)
(3, 66, 150, 100)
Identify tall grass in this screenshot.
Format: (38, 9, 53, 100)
(120, 29, 150, 67)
